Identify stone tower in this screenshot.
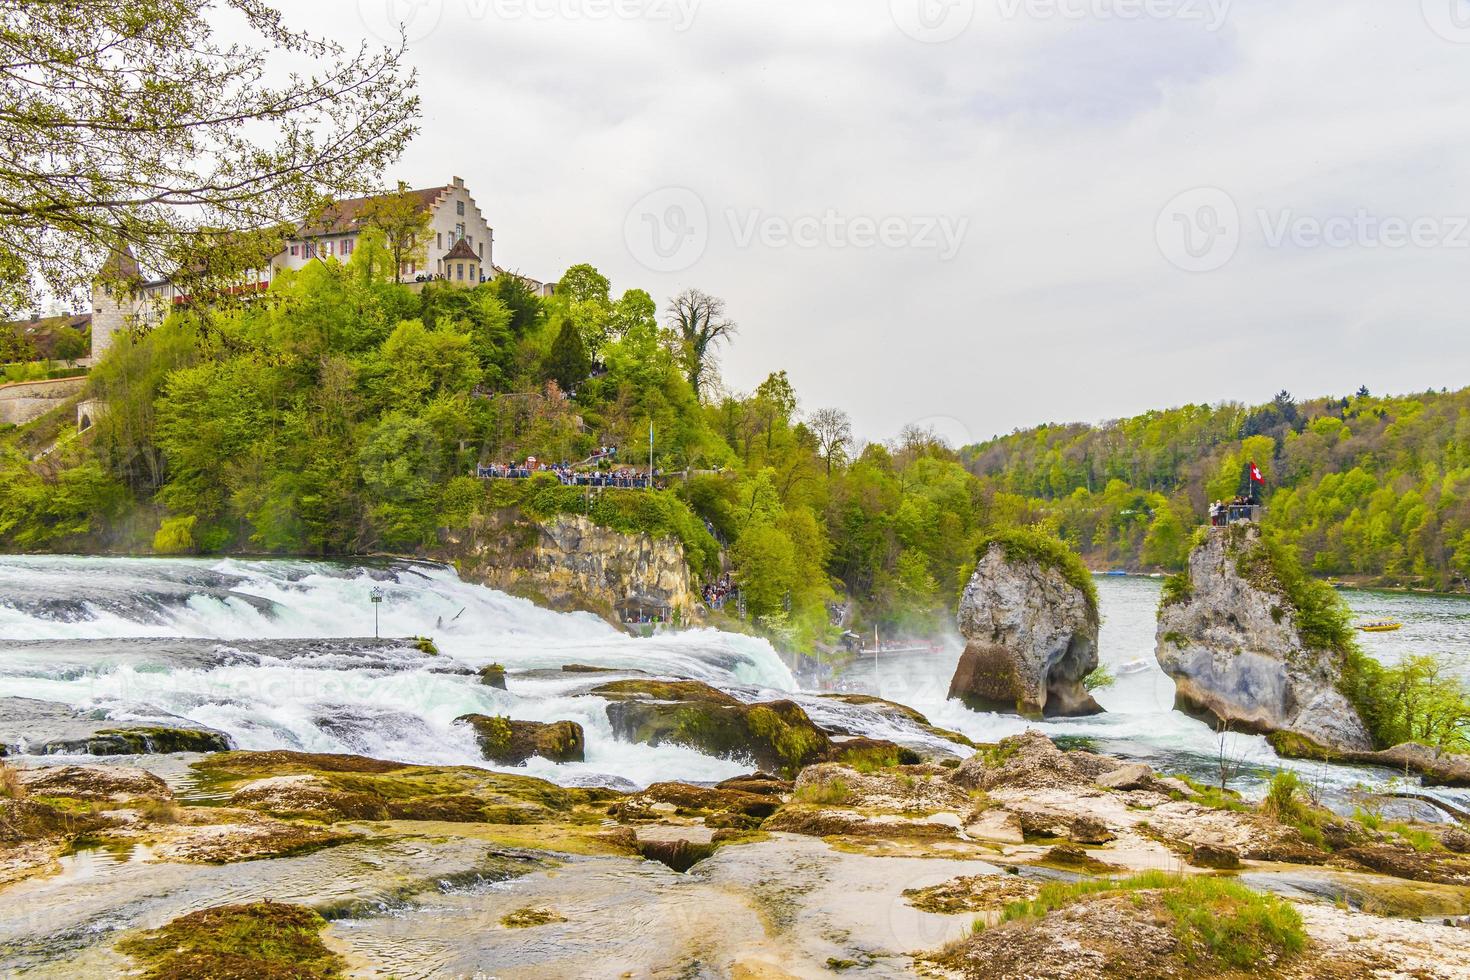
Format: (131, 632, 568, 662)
(89, 247, 142, 365)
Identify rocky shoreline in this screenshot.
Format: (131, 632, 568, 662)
(5, 717, 1470, 977)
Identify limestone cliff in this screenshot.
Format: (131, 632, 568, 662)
(948, 535, 1102, 718)
(435, 508, 701, 623)
(1155, 523, 1372, 752)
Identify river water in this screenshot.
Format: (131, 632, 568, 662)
(1, 556, 1467, 802)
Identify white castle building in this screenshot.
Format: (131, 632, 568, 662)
(84, 177, 552, 363)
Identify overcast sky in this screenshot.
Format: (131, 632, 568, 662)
(288, 0, 1470, 446)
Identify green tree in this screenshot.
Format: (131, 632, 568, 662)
(559, 264, 611, 305)
(0, 0, 417, 314)
(358, 183, 433, 280)
(544, 320, 590, 392)
(52, 329, 87, 366)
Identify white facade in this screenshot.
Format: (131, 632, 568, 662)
(270, 176, 493, 284)
(83, 177, 520, 361)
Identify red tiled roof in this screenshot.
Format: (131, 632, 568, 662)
(99, 247, 140, 281)
(443, 237, 479, 260)
(299, 185, 449, 236)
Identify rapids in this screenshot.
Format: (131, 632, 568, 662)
(1, 555, 1468, 804)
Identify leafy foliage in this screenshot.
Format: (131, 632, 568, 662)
(964, 388, 1470, 589)
(974, 525, 1100, 624)
(1340, 652, 1470, 751)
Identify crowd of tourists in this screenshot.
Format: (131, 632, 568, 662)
(703, 573, 736, 609)
(474, 458, 659, 489)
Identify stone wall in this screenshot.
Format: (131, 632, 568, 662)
(0, 376, 86, 426)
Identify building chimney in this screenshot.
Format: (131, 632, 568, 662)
(452, 176, 464, 188)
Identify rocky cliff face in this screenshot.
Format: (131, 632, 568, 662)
(436, 509, 701, 623)
(1156, 523, 1372, 752)
(948, 543, 1102, 718)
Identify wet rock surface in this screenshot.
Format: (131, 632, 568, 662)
(0, 697, 233, 757)
(593, 679, 834, 775)
(456, 715, 586, 765)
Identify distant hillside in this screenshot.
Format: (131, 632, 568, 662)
(961, 387, 1470, 591)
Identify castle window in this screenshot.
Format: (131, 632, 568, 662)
(478, 243, 483, 259)
(456, 263, 464, 280)
(456, 222, 465, 241)
(456, 200, 465, 216)
(437, 232, 442, 249)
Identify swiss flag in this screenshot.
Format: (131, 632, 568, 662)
(1249, 462, 1265, 484)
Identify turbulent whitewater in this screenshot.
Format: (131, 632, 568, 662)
(0, 555, 807, 787)
(3, 555, 1468, 804)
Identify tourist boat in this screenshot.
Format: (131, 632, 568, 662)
(1357, 620, 1403, 633)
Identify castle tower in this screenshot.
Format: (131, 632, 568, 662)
(89, 247, 142, 365)
(442, 236, 481, 286)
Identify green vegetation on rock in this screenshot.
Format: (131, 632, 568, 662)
(116, 903, 344, 980)
(995, 870, 1307, 970)
(973, 525, 1099, 624)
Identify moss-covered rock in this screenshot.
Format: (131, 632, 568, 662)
(0, 797, 110, 845)
(1269, 732, 1470, 787)
(593, 680, 830, 776)
(15, 765, 172, 803)
(592, 678, 742, 706)
(194, 751, 596, 826)
(116, 902, 344, 980)
(827, 738, 922, 771)
(456, 715, 586, 766)
(477, 664, 507, 689)
(45, 725, 232, 756)
(950, 529, 1103, 718)
(500, 906, 567, 928)
(1158, 524, 1372, 752)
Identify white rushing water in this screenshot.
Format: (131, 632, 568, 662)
(2, 556, 1467, 802)
(0, 555, 796, 787)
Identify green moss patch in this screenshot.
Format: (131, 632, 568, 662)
(500, 906, 567, 928)
(996, 870, 1307, 971)
(974, 526, 1099, 625)
(116, 902, 344, 980)
(194, 751, 601, 826)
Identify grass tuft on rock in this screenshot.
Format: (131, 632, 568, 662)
(116, 902, 344, 980)
(973, 526, 1099, 625)
(993, 870, 1307, 970)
